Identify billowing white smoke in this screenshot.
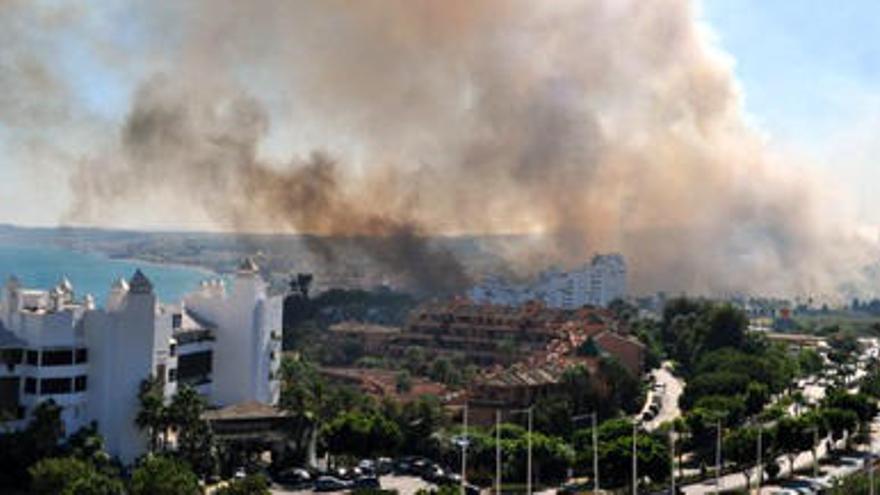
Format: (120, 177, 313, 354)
(4, 0, 876, 295)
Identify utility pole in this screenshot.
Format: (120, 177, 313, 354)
(756, 424, 763, 495)
(495, 409, 501, 495)
(633, 420, 639, 495)
(462, 403, 468, 495)
(527, 407, 533, 495)
(572, 412, 600, 493)
(715, 420, 722, 495)
(512, 407, 534, 495)
(593, 412, 600, 493)
(670, 425, 676, 495)
(812, 427, 818, 479)
(870, 416, 876, 495)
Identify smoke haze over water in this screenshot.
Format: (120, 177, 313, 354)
(4, 0, 875, 295)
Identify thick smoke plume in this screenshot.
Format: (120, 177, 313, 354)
(59, 0, 875, 296)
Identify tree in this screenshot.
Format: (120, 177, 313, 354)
(167, 385, 216, 477)
(593, 430, 668, 488)
(129, 455, 200, 495)
(324, 411, 402, 459)
(775, 417, 813, 478)
(396, 396, 446, 457)
(27, 399, 66, 459)
(30, 457, 93, 495)
(797, 348, 824, 376)
(395, 371, 412, 394)
(724, 427, 761, 490)
(136, 376, 167, 453)
(29, 456, 123, 495)
(744, 382, 770, 416)
(215, 474, 270, 495)
(704, 304, 747, 351)
(821, 408, 858, 451)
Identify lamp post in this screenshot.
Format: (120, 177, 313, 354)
(670, 424, 676, 495)
(869, 411, 876, 495)
(572, 412, 599, 493)
(715, 420, 722, 495)
(633, 420, 639, 495)
(496, 409, 501, 495)
(512, 407, 534, 495)
(756, 424, 763, 495)
(463, 404, 468, 495)
(809, 426, 819, 479)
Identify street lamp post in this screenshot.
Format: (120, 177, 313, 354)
(756, 424, 763, 495)
(462, 403, 469, 495)
(495, 409, 501, 495)
(633, 420, 639, 495)
(715, 420, 722, 495)
(572, 412, 600, 493)
(811, 426, 819, 479)
(869, 412, 877, 495)
(512, 407, 534, 495)
(670, 425, 676, 495)
(593, 413, 600, 493)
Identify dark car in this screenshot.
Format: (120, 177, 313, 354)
(376, 457, 393, 475)
(273, 467, 312, 487)
(314, 475, 352, 492)
(463, 483, 480, 495)
(422, 465, 446, 483)
(393, 456, 427, 475)
(352, 476, 382, 490)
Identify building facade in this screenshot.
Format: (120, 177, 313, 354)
(0, 259, 281, 463)
(468, 253, 627, 309)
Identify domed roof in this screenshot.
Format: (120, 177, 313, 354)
(129, 269, 154, 294)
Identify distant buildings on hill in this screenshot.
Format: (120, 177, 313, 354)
(468, 253, 627, 309)
(0, 258, 282, 463)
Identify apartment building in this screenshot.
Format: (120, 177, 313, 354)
(0, 258, 281, 463)
(469, 253, 628, 309)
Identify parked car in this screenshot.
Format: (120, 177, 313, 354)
(353, 476, 382, 490)
(376, 457, 393, 475)
(273, 467, 312, 487)
(314, 476, 352, 492)
(779, 480, 816, 495)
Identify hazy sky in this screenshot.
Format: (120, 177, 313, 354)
(701, 0, 880, 224)
(2, 1, 880, 229)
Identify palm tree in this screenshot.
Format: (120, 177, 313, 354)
(135, 376, 167, 453)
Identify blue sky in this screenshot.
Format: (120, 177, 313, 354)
(702, 0, 880, 141)
(701, 0, 880, 223)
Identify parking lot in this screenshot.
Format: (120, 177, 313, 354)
(269, 475, 434, 494)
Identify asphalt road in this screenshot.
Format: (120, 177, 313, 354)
(645, 361, 684, 431)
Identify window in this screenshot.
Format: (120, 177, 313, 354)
(169, 343, 177, 358)
(24, 378, 36, 395)
(74, 376, 87, 392)
(172, 314, 182, 329)
(40, 378, 72, 395)
(75, 348, 87, 364)
(26, 351, 38, 366)
(168, 368, 177, 383)
(177, 351, 212, 386)
(41, 350, 73, 366)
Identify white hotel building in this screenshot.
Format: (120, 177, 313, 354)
(0, 258, 282, 463)
(469, 253, 627, 309)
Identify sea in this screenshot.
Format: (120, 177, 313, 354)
(0, 243, 213, 305)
